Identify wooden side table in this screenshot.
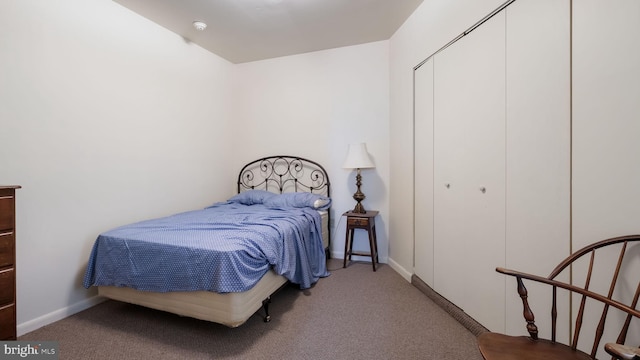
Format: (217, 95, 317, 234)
(343, 210, 379, 271)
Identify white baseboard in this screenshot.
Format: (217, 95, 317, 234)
(331, 251, 412, 283)
(17, 296, 106, 337)
(387, 257, 412, 282)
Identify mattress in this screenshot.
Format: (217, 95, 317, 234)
(96, 211, 330, 327)
(84, 202, 328, 292)
(320, 210, 329, 250)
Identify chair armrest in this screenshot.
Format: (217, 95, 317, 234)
(605, 343, 640, 360)
(495, 267, 640, 319)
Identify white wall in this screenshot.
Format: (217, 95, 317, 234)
(232, 42, 390, 262)
(0, 0, 525, 336)
(1, 1, 390, 335)
(388, 0, 507, 279)
(0, 0, 235, 335)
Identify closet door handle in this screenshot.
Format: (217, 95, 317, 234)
(480, 187, 486, 194)
(445, 183, 450, 189)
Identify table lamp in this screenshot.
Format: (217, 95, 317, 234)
(343, 143, 375, 213)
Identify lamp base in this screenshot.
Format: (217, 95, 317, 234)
(352, 202, 366, 214)
(351, 169, 367, 213)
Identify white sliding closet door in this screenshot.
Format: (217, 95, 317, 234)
(414, 58, 435, 286)
(414, 0, 573, 335)
(573, 2, 640, 245)
(433, 11, 506, 332)
(504, 0, 570, 339)
(573, 1, 640, 358)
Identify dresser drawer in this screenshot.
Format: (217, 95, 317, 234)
(0, 232, 14, 268)
(0, 269, 15, 306)
(347, 217, 369, 227)
(0, 303, 16, 340)
(0, 195, 15, 231)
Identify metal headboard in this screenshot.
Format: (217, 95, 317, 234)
(237, 155, 330, 197)
(237, 155, 332, 257)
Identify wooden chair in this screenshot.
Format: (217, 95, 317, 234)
(477, 235, 640, 360)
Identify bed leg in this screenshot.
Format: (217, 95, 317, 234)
(262, 297, 272, 323)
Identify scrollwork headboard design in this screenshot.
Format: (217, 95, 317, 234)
(237, 156, 330, 197)
(238, 156, 332, 257)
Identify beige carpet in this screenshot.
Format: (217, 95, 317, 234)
(20, 259, 485, 359)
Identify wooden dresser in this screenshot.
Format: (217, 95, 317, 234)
(0, 185, 20, 340)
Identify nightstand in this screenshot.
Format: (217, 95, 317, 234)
(343, 210, 379, 271)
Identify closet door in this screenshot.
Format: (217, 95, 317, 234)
(433, 11, 506, 332)
(573, 1, 640, 358)
(504, 0, 570, 338)
(573, 2, 640, 248)
(414, 58, 435, 286)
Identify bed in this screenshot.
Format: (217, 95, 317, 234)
(83, 155, 331, 327)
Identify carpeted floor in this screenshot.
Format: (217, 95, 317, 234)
(20, 259, 485, 359)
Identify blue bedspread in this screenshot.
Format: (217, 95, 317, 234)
(83, 202, 329, 293)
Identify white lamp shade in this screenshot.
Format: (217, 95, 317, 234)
(343, 143, 375, 169)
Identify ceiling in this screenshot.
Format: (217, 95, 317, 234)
(113, 0, 424, 64)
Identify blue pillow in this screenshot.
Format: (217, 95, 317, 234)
(263, 192, 332, 210)
(227, 190, 276, 205)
